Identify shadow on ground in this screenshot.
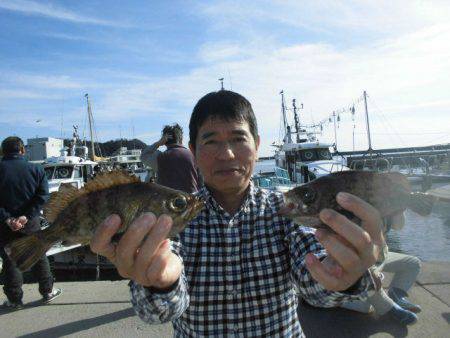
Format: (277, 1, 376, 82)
(16, 307, 135, 338)
(298, 301, 408, 338)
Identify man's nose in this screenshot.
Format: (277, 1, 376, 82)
(216, 142, 235, 160)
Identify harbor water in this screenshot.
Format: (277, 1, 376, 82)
(254, 159, 450, 263)
(386, 182, 450, 262)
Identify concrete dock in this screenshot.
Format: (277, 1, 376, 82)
(1, 261, 448, 338)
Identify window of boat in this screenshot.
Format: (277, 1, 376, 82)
(73, 166, 82, 178)
(44, 167, 55, 180)
(317, 148, 332, 160)
(54, 166, 73, 179)
(300, 149, 318, 161)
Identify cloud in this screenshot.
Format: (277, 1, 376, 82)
(2, 1, 450, 155)
(0, 89, 61, 100)
(4, 73, 86, 89)
(0, 0, 127, 27)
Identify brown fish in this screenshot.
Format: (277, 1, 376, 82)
(282, 171, 437, 228)
(5, 171, 204, 272)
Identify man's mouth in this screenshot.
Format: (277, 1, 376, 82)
(215, 168, 242, 175)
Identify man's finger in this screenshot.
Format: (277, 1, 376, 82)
(116, 213, 156, 272)
(315, 229, 361, 272)
(133, 215, 172, 283)
(90, 214, 122, 260)
(319, 209, 371, 254)
(145, 240, 181, 288)
(336, 192, 383, 242)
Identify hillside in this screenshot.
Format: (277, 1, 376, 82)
(63, 138, 147, 157)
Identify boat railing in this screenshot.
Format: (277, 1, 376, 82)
(350, 157, 392, 172)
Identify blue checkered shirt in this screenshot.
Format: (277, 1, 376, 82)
(130, 182, 373, 337)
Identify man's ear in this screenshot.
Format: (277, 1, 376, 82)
(189, 142, 196, 157)
(255, 135, 260, 161)
(19, 145, 26, 155)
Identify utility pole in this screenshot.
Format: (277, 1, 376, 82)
(363, 90, 373, 152)
(332, 111, 338, 151)
(84, 93, 96, 161)
(219, 78, 224, 90)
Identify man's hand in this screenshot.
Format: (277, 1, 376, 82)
(305, 192, 384, 292)
(90, 213, 182, 289)
(158, 134, 170, 146)
(6, 216, 27, 231)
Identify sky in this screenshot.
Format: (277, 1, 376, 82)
(0, 0, 449, 157)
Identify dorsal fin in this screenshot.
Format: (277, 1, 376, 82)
(82, 170, 140, 194)
(44, 170, 140, 223)
(44, 183, 83, 223)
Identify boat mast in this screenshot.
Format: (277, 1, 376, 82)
(292, 99, 301, 143)
(363, 90, 373, 152)
(332, 111, 338, 151)
(280, 90, 290, 143)
(84, 93, 96, 161)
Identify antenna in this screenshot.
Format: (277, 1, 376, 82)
(227, 67, 233, 90)
(218, 78, 224, 90)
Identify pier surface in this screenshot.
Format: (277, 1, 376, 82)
(1, 261, 449, 338)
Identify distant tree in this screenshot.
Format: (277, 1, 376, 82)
(63, 138, 147, 157)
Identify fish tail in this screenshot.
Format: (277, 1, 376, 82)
(4, 230, 57, 272)
(408, 192, 437, 216)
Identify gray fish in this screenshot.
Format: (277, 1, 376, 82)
(282, 171, 437, 228)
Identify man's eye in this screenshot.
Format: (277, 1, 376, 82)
(232, 137, 246, 143)
(204, 140, 217, 145)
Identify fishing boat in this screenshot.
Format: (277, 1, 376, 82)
(108, 146, 152, 182)
(42, 95, 114, 276)
(269, 91, 349, 184)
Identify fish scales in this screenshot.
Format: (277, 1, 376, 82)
(5, 171, 204, 272)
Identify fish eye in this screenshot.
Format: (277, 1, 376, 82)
(302, 189, 316, 204)
(169, 196, 187, 212)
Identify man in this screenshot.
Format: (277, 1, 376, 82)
(141, 123, 199, 193)
(0, 137, 61, 309)
(91, 91, 384, 337)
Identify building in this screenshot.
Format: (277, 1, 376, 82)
(26, 137, 64, 161)
(109, 147, 142, 167)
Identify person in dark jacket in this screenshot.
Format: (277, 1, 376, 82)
(0, 136, 61, 310)
(140, 123, 200, 193)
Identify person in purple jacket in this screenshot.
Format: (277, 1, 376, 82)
(141, 123, 200, 193)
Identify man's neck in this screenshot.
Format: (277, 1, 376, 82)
(208, 185, 249, 215)
(166, 143, 182, 148)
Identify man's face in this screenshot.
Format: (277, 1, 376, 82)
(191, 117, 259, 195)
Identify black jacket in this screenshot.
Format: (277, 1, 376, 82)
(0, 153, 49, 244)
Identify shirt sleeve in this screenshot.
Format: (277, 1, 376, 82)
(140, 144, 162, 173)
(0, 208, 11, 223)
(23, 166, 49, 220)
(129, 239, 190, 324)
(284, 223, 374, 307)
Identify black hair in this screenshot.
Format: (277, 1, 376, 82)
(1, 136, 24, 156)
(162, 123, 183, 145)
(189, 90, 258, 148)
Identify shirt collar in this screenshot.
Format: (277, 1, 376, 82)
(2, 153, 25, 160)
(197, 181, 258, 216)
